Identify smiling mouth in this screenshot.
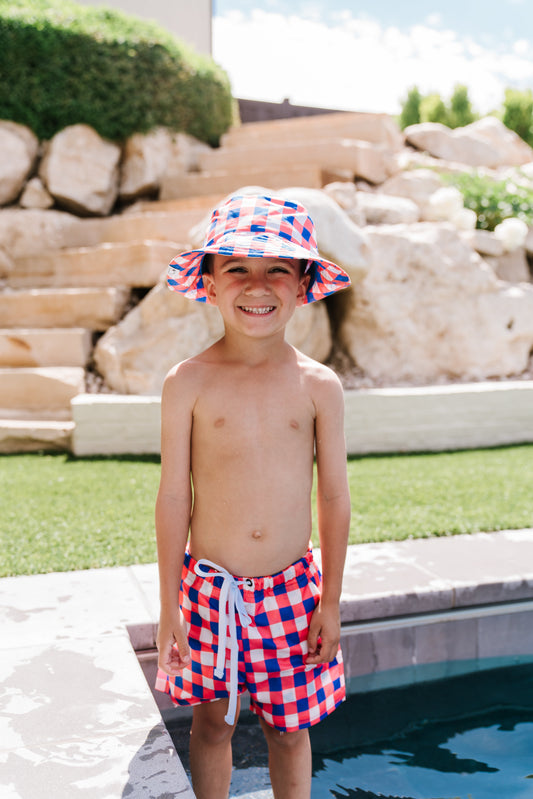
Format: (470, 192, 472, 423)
(239, 306, 276, 315)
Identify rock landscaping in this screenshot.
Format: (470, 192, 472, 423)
(1, 111, 533, 452)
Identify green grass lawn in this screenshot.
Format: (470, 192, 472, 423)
(1, 445, 533, 578)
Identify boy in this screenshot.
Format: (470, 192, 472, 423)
(155, 193, 351, 799)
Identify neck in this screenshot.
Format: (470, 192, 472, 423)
(218, 327, 290, 366)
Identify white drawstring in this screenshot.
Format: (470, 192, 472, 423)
(194, 559, 253, 725)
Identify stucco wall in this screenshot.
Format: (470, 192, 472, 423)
(75, 0, 212, 54)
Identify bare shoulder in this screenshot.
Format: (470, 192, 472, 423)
(162, 344, 220, 406)
(294, 349, 344, 409)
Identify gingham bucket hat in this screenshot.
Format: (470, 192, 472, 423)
(166, 193, 351, 304)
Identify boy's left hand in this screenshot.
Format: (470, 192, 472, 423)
(305, 601, 341, 664)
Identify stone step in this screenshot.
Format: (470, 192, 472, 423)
(0, 329, 92, 367)
(222, 111, 405, 150)
(0, 367, 85, 417)
(64, 209, 208, 249)
(196, 139, 396, 185)
(160, 164, 324, 201)
(127, 194, 226, 214)
(0, 287, 129, 330)
(9, 241, 180, 289)
(0, 419, 74, 453)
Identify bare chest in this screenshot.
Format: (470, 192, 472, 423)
(192, 380, 315, 455)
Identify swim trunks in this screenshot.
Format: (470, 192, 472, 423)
(155, 549, 345, 732)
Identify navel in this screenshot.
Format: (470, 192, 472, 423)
(214, 417, 225, 428)
(290, 419, 300, 431)
(251, 529, 263, 540)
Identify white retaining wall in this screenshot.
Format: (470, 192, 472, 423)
(71, 381, 533, 457)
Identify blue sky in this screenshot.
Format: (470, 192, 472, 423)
(212, 0, 533, 115)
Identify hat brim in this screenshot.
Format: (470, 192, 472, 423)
(166, 232, 351, 304)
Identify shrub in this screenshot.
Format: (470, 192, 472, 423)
(399, 86, 422, 128)
(442, 170, 533, 231)
(420, 92, 449, 125)
(501, 88, 533, 147)
(448, 84, 476, 129)
(0, 0, 233, 145)
(399, 84, 477, 130)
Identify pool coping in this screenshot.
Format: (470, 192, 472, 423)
(2, 529, 533, 798)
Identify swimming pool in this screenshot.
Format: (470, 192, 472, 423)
(166, 662, 533, 798)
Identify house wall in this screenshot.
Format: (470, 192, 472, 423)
(75, 0, 212, 54)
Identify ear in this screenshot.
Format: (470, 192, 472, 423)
(203, 272, 218, 305)
(296, 272, 311, 307)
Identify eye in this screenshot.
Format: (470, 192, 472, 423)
(270, 264, 291, 274)
(226, 265, 247, 274)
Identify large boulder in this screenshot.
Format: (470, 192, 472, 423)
(339, 223, 533, 383)
(466, 117, 533, 166)
(0, 121, 39, 206)
(323, 181, 419, 225)
(94, 281, 332, 394)
(0, 209, 83, 259)
(405, 117, 533, 168)
(39, 124, 121, 216)
(119, 128, 210, 200)
(379, 168, 444, 218)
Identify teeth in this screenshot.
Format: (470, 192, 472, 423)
(241, 306, 274, 314)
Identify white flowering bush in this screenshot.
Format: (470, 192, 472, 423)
(493, 217, 529, 251)
(426, 186, 477, 230)
(427, 187, 465, 221)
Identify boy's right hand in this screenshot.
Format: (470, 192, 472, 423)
(156, 608, 191, 675)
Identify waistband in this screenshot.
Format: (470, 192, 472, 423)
(185, 547, 314, 592)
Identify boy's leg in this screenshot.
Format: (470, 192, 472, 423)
(189, 697, 240, 799)
(259, 718, 312, 799)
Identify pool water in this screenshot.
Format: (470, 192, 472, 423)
(310, 663, 533, 799)
(165, 663, 533, 798)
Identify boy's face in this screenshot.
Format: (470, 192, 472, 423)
(204, 255, 310, 336)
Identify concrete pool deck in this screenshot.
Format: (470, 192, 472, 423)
(2, 529, 533, 798)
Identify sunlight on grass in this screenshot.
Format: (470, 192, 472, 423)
(2, 446, 533, 577)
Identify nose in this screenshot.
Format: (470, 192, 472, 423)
(244, 272, 270, 295)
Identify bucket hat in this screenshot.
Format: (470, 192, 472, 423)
(166, 193, 351, 304)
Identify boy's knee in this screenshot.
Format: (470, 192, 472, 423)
(262, 723, 309, 751)
(192, 704, 237, 747)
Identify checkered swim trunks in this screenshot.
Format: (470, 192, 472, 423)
(155, 549, 345, 732)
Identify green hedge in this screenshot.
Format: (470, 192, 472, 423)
(0, 0, 233, 145)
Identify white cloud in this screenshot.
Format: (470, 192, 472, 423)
(212, 9, 533, 115)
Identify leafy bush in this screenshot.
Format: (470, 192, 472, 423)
(448, 84, 476, 129)
(442, 170, 533, 231)
(399, 84, 477, 130)
(399, 86, 422, 128)
(502, 88, 533, 147)
(420, 92, 449, 125)
(0, 0, 233, 144)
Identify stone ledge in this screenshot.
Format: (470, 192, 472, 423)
(0, 367, 86, 413)
(9, 240, 180, 289)
(0, 328, 92, 368)
(0, 287, 130, 330)
(0, 419, 74, 453)
(344, 380, 533, 453)
(71, 393, 161, 456)
(70, 381, 533, 457)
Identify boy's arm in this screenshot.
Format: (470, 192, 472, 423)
(306, 371, 350, 665)
(155, 362, 195, 674)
